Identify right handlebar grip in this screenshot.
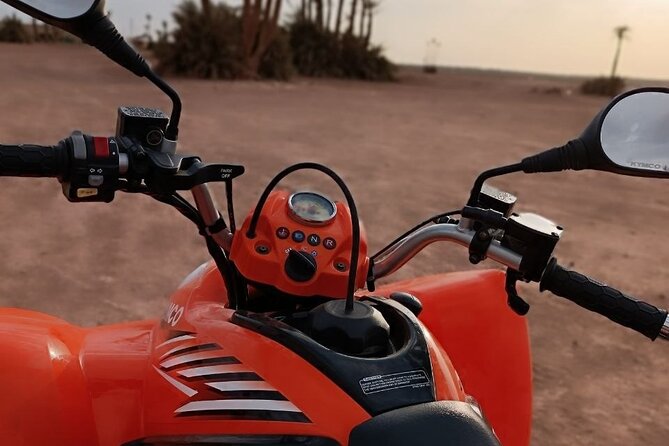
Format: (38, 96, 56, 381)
(0, 143, 68, 178)
(540, 258, 667, 340)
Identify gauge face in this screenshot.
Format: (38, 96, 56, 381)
(288, 192, 337, 225)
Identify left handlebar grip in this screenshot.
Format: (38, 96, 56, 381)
(0, 143, 68, 178)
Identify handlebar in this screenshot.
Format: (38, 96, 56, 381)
(372, 223, 523, 279)
(0, 143, 68, 178)
(3, 134, 669, 343)
(372, 222, 669, 341)
(540, 258, 669, 341)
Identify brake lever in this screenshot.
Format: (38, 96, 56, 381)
(505, 269, 530, 316)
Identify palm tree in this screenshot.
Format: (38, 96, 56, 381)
(334, 0, 345, 36)
(610, 25, 629, 79)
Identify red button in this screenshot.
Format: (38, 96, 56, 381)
(93, 136, 110, 158)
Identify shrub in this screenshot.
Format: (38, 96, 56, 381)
(154, 0, 293, 80)
(339, 34, 395, 81)
(153, 0, 243, 79)
(580, 76, 625, 97)
(0, 15, 32, 43)
(258, 30, 294, 81)
(290, 20, 340, 77)
(289, 19, 395, 81)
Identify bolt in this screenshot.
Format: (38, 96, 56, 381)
(478, 231, 489, 241)
(335, 262, 348, 272)
(146, 129, 164, 146)
(256, 245, 270, 255)
(469, 254, 481, 264)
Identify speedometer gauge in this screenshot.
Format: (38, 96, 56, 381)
(288, 192, 337, 225)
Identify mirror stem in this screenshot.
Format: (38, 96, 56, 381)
(84, 14, 182, 143)
(467, 163, 523, 206)
(145, 70, 182, 142)
(520, 139, 589, 173)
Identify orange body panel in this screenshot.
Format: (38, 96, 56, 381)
(230, 190, 369, 299)
(0, 263, 531, 446)
(377, 269, 533, 446)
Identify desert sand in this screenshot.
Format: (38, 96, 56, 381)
(0, 43, 667, 445)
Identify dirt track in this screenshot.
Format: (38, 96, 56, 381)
(0, 43, 667, 445)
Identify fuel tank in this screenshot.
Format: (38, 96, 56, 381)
(0, 262, 530, 446)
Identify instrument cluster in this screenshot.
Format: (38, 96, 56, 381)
(230, 190, 369, 299)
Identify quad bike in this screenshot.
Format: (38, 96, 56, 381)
(0, 1, 667, 445)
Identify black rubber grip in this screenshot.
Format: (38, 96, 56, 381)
(540, 258, 667, 340)
(0, 143, 67, 178)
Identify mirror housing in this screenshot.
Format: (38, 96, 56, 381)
(521, 87, 669, 178)
(468, 88, 669, 206)
(0, 0, 181, 142)
(1, 0, 149, 77)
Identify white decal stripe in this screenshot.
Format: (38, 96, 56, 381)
(157, 334, 195, 349)
(153, 366, 198, 397)
(159, 339, 201, 360)
(176, 399, 301, 413)
(178, 364, 254, 378)
(160, 350, 227, 369)
(206, 381, 277, 392)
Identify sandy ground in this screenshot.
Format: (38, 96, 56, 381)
(0, 43, 667, 445)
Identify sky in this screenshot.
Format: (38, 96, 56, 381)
(3, 0, 669, 79)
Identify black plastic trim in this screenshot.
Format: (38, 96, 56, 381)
(349, 401, 500, 446)
(123, 434, 339, 445)
(231, 297, 436, 415)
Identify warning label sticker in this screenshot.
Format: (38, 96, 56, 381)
(359, 370, 431, 395)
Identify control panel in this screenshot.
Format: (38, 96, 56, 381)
(230, 190, 369, 299)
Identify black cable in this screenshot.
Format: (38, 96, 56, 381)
(203, 234, 239, 309)
(145, 70, 182, 141)
(146, 192, 202, 226)
(225, 180, 236, 234)
(246, 162, 361, 312)
(467, 163, 523, 206)
(144, 191, 239, 308)
(371, 209, 461, 261)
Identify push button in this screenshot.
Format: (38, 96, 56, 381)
(308, 234, 320, 246)
(292, 230, 305, 243)
(323, 237, 337, 250)
(276, 227, 290, 239)
(93, 136, 110, 158)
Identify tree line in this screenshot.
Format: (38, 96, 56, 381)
(153, 0, 394, 80)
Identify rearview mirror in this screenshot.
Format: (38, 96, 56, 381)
(519, 87, 669, 178)
(0, 0, 149, 77)
(7, 0, 101, 20)
(2, 0, 104, 35)
(599, 89, 669, 174)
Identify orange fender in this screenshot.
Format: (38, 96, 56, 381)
(377, 269, 532, 446)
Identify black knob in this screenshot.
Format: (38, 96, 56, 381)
(285, 249, 317, 282)
(389, 292, 423, 316)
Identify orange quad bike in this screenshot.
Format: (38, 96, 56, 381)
(1, 2, 668, 446)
